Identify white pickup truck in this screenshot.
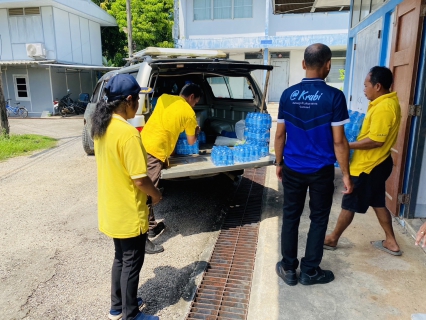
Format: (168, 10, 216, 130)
(82, 47, 275, 181)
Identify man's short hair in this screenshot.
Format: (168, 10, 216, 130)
(304, 43, 332, 69)
(369, 66, 393, 90)
(180, 83, 203, 99)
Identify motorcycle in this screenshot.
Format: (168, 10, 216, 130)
(57, 90, 75, 117)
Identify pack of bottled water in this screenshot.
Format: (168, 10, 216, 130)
(176, 132, 199, 155)
(211, 146, 234, 166)
(198, 131, 206, 144)
(335, 110, 365, 167)
(345, 110, 365, 143)
(233, 142, 269, 163)
(244, 112, 272, 144)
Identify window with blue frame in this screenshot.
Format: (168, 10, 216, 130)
(194, 0, 253, 20)
(351, 0, 386, 27)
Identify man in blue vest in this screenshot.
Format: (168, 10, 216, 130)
(274, 43, 353, 286)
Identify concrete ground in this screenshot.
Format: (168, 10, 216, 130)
(0, 118, 231, 320)
(248, 104, 426, 320)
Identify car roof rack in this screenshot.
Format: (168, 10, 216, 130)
(129, 47, 228, 61)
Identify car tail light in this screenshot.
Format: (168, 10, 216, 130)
(136, 127, 143, 132)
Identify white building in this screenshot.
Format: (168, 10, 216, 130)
(174, 0, 350, 102)
(0, 0, 117, 116)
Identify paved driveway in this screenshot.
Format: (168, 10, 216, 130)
(1, 118, 231, 319)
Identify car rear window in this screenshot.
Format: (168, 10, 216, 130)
(207, 75, 255, 100)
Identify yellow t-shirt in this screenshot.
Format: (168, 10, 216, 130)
(350, 92, 401, 176)
(142, 94, 197, 161)
(94, 114, 149, 238)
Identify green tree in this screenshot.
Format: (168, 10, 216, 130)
(93, 0, 174, 66)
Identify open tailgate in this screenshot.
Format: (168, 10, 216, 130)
(161, 153, 275, 179)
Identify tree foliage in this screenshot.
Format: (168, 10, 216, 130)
(93, 0, 174, 66)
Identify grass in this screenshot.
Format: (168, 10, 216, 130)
(0, 133, 57, 161)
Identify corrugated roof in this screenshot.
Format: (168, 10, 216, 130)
(274, 0, 350, 14)
(0, 60, 56, 66)
(0, 60, 119, 71)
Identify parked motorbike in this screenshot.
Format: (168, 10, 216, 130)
(58, 90, 75, 117)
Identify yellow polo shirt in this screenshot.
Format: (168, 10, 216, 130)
(350, 92, 401, 176)
(94, 114, 149, 238)
(142, 94, 197, 162)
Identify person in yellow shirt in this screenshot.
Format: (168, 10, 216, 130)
(324, 66, 402, 256)
(91, 74, 162, 320)
(141, 83, 202, 253)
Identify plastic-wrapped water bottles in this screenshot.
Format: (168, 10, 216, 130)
(176, 131, 199, 155)
(198, 131, 206, 144)
(211, 146, 234, 166)
(244, 112, 272, 144)
(336, 109, 365, 167)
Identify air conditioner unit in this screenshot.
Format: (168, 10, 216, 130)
(26, 43, 46, 58)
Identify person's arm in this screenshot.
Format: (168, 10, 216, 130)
(133, 177, 162, 205)
(274, 123, 286, 181)
(332, 125, 353, 194)
(350, 138, 384, 150)
(187, 125, 200, 145)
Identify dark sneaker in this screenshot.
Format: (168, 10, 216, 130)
(148, 221, 165, 238)
(299, 268, 334, 285)
(108, 297, 144, 320)
(145, 238, 164, 254)
(275, 261, 298, 286)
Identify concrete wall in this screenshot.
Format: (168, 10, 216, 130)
(2, 66, 51, 116)
(50, 67, 67, 103)
(28, 67, 53, 114)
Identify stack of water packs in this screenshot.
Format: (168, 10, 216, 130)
(212, 112, 272, 166)
(175, 132, 199, 155)
(335, 110, 365, 167)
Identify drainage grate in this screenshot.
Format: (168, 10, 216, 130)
(186, 167, 267, 320)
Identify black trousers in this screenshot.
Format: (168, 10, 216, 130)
(281, 164, 334, 274)
(111, 233, 147, 320)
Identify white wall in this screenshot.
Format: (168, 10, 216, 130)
(70, 13, 83, 64)
(89, 20, 102, 66)
(53, 7, 72, 62)
(269, 12, 350, 36)
(80, 17, 92, 65)
(0, 9, 13, 60)
(182, 1, 349, 41)
(289, 50, 305, 86)
(184, 0, 265, 39)
(41, 6, 57, 60)
(52, 7, 102, 65)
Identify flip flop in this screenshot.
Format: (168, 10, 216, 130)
(370, 240, 402, 256)
(323, 244, 337, 251)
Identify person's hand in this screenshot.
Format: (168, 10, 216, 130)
(415, 222, 426, 247)
(342, 175, 353, 194)
(276, 166, 283, 181)
(151, 188, 162, 206)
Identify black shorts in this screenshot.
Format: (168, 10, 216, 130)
(341, 156, 393, 213)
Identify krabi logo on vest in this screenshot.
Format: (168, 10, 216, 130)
(290, 90, 323, 101)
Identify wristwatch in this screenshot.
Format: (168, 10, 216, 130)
(273, 159, 283, 167)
